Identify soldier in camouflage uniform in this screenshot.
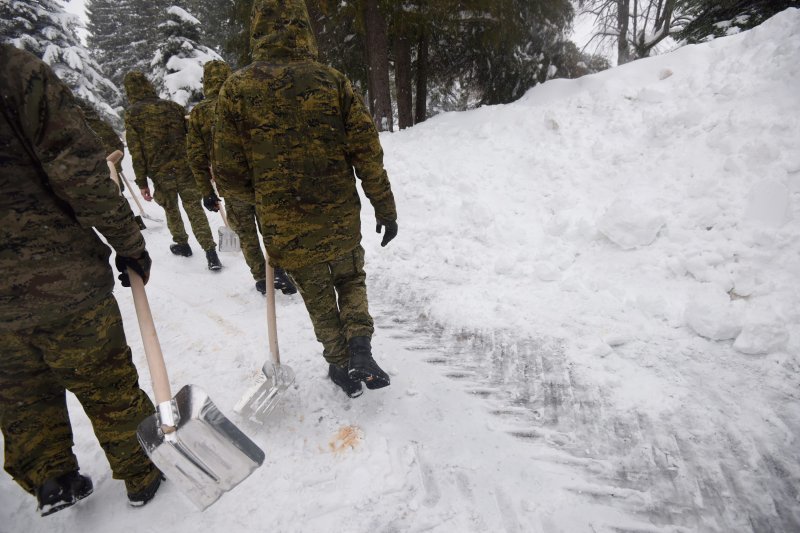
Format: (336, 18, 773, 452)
(187, 60, 296, 295)
(0, 44, 161, 515)
(214, 0, 398, 398)
(123, 71, 222, 271)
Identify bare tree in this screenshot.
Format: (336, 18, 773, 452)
(579, 0, 689, 64)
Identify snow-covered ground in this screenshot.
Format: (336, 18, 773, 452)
(2, 8, 799, 533)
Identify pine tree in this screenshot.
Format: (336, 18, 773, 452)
(150, 5, 222, 108)
(1, 0, 123, 129)
(677, 0, 800, 43)
(225, 0, 254, 67)
(182, 0, 237, 62)
(87, 0, 166, 89)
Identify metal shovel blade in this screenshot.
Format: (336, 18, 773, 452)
(234, 362, 295, 423)
(218, 226, 241, 253)
(137, 384, 265, 510)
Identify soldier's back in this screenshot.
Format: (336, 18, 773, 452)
(127, 97, 189, 178)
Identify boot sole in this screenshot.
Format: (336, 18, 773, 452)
(348, 369, 390, 390)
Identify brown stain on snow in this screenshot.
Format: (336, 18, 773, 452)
(329, 425, 363, 454)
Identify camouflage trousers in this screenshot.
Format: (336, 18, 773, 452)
(153, 173, 215, 250)
(0, 295, 158, 495)
(226, 198, 266, 281)
(287, 245, 374, 367)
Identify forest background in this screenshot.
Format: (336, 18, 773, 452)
(2, 0, 798, 133)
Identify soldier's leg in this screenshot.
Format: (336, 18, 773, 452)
(0, 332, 79, 495)
(287, 261, 349, 367)
(226, 198, 266, 280)
(176, 174, 216, 251)
(330, 245, 374, 341)
(152, 179, 189, 245)
(37, 296, 159, 493)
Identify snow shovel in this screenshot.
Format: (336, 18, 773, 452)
(106, 151, 146, 230)
(234, 263, 295, 423)
(216, 200, 242, 253)
(210, 181, 241, 253)
(127, 269, 265, 510)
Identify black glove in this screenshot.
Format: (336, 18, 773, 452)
(115, 251, 152, 287)
(203, 192, 220, 212)
(376, 219, 398, 247)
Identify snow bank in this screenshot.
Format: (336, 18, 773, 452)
(373, 8, 800, 412)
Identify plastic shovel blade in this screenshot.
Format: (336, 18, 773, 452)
(218, 226, 241, 253)
(137, 384, 265, 510)
(234, 362, 295, 424)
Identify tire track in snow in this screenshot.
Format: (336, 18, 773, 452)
(374, 310, 800, 532)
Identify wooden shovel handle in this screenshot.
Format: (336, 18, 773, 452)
(210, 180, 231, 228)
(118, 170, 147, 215)
(106, 152, 122, 194)
(105, 151, 148, 216)
(266, 263, 280, 365)
(128, 269, 173, 404)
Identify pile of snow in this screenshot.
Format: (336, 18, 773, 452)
(376, 8, 800, 367)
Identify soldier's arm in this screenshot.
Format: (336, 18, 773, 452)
(16, 58, 145, 257)
(342, 79, 397, 222)
(186, 110, 215, 197)
(125, 114, 150, 189)
(213, 83, 254, 203)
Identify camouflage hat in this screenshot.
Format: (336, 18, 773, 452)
(250, 0, 319, 61)
(123, 71, 157, 104)
(202, 60, 232, 99)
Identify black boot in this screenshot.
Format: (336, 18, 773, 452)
(255, 279, 267, 294)
(36, 470, 94, 517)
(274, 268, 297, 295)
(169, 243, 192, 257)
(127, 472, 164, 508)
(329, 364, 363, 398)
(347, 337, 390, 389)
(206, 249, 222, 271)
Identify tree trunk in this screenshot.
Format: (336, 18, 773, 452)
(394, 34, 413, 129)
(414, 29, 429, 125)
(617, 0, 631, 65)
(362, 0, 393, 131)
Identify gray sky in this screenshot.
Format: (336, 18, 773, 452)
(64, 0, 86, 20)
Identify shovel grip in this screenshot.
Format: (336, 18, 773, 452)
(266, 263, 280, 365)
(128, 270, 174, 405)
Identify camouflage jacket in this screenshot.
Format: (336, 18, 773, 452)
(77, 98, 124, 159)
(187, 60, 232, 198)
(123, 71, 190, 188)
(0, 44, 145, 332)
(214, 0, 397, 271)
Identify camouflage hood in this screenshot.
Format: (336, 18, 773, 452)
(250, 0, 319, 62)
(202, 60, 231, 99)
(123, 71, 158, 104)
